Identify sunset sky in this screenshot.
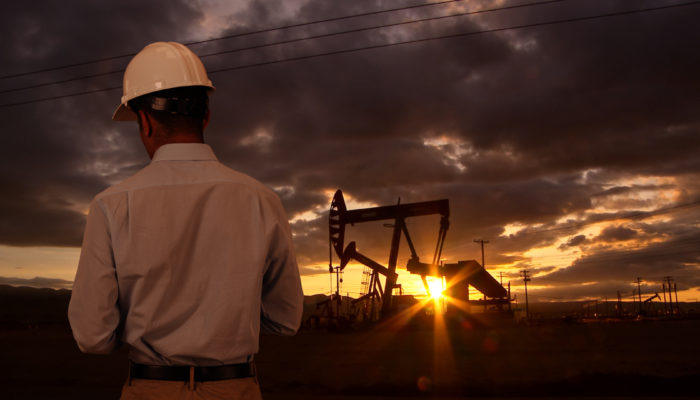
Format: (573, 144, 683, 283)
(1, 0, 699, 304)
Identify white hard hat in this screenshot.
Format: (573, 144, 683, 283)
(112, 42, 215, 121)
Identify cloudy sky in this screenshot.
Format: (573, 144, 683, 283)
(1, 0, 699, 303)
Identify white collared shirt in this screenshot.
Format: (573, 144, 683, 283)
(68, 143, 303, 366)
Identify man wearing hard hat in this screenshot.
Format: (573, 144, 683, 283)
(68, 42, 304, 399)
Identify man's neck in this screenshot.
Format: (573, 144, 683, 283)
(148, 134, 203, 159)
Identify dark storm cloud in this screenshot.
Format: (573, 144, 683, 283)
(2, 1, 203, 69)
(0, 0, 205, 247)
(1, 0, 698, 298)
(528, 281, 637, 301)
(453, 1, 700, 176)
(0, 179, 85, 246)
(596, 225, 637, 242)
(592, 184, 677, 199)
(297, 265, 328, 276)
(537, 230, 700, 288)
(559, 234, 587, 250)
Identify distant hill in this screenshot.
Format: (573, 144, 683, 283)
(0, 276, 73, 290)
(0, 284, 71, 297)
(0, 285, 334, 329)
(0, 284, 71, 328)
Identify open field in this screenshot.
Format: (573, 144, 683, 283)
(1, 286, 699, 399)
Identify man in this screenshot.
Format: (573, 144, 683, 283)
(68, 42, 304, 399)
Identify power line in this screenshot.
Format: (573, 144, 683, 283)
(0, 86, 122, 108)
(198, 0, 566, 59)
(190, 1, 700, 76)
(2, 0, 698, 108)
(0, 70, 122, 95)
(0, 0, 567, 96)
(0, 0, 468, 81)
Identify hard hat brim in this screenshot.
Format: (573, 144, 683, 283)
(112, 103, 137, 121)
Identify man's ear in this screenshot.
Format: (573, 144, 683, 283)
(137, 110, 153, 138)
(202, 110, 210, 131)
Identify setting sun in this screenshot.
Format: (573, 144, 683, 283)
(427, 277, 445, 300)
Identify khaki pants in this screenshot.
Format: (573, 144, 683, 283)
(120, 377, 262, 400)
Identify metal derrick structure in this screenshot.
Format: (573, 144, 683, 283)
(327, 189, 511, 322)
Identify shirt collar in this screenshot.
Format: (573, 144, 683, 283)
(152, 143, 218, 162)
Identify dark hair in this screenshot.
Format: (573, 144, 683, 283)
(128, 86, 210, 133)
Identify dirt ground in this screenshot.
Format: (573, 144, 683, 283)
(1, 317, 699, 399)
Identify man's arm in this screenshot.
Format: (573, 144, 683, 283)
(260, 198, 304, 335)
(68, 199, 121, 354)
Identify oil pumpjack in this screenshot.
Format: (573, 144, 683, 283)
(328, 189, 511, 322)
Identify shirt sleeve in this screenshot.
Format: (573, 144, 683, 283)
(68, 199, 121, 354)
(260, 197, 304, 335)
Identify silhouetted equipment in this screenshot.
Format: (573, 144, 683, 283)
(644, 293, 660, 303)
(328, 189, 511, 321)
(406, 259, 507, 299)
(620, 276, 688, 319)
(640, 292, 661, 316)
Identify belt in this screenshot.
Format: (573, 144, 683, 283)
(130, 362, 255, 382)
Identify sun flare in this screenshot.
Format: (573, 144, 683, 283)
(427, 277, 445, 300)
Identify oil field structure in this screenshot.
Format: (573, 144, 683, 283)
(310, 190, 513, 329)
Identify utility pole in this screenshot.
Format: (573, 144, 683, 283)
(662, 283, 667, 312)
(663, 276, 674, 314)
(605, 296, 609, 317)
(674, 282, 679, 314)
(474, 239, 489, 268)
(520, 270, 531, 321)
(508, 281, 512, 311)
(617, 290, 622, 317)
(636, 277, 643, 314)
